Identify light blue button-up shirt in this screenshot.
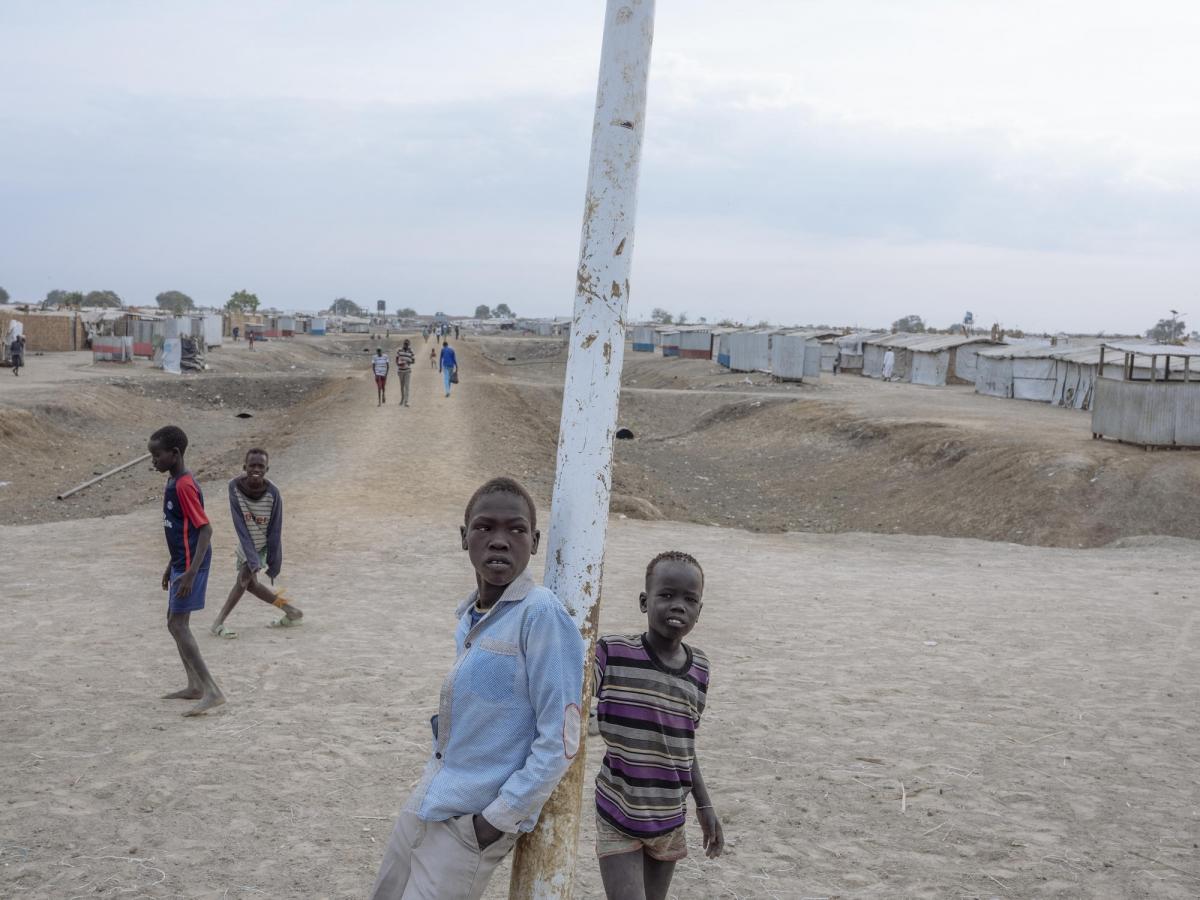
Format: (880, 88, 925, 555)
(405, 571, 585, 833)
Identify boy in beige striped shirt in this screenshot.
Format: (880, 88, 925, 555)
(210, 448, 303, 637)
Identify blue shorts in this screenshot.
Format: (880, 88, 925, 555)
(168, 564, 210, 614)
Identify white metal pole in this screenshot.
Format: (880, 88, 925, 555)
(508, 1, 656, 897)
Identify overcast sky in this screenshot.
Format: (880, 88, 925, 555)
(1, 1, 1197, 333)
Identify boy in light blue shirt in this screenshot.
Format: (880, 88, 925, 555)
(370, 477, 584, 900)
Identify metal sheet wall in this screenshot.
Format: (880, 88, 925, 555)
(1011, 357, 1057, 402)
(678, 330, 713, 358)
(726, 331, 771, 372)
(769, 333, 807, 380)
(1093, 378, 1200, 447)
(910, 350, 950, 385)
(975, 356, 1013, 398)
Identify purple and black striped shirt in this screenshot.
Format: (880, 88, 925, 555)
(593, 634, 710, 837)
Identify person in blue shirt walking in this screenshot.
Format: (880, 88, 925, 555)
(369, 477, 585, 900)
(438, 340, 458, 397)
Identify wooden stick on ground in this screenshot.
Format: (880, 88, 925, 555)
(57, 452, 152, 500)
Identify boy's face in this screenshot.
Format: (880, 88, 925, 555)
(243, 453, 269, 486)
(640, 560, 704, 643)
(461, 492, 540, 589)
(147, 439, 178, 473)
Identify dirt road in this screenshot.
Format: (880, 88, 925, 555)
(3, 338, 1200, 898)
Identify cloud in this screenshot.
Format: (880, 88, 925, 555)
(0, 2, 1197, 332)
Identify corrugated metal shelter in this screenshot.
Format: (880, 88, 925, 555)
(725, 330, 775, 373)
(769, 332, 819, 382)
(715, 331, 732, 368)
(677, 326, 715, 359)
(1092, 343, 1200, 447)
(660, 329, 681, 357)
(769, 330, 840, 381)
(864, 333, 1004, 385)
(975, 344, 1142, 410)
(835, 332, 887, 374)
(311, 316, 327, 336)
(631, 325, 656, 352)
(201, 314, 223, 347)
(92, 336, 133, 363)
(974, 344, 1057, 402)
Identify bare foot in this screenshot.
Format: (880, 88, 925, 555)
(183, 693, 226, 717)
(163, 688, 203, 700)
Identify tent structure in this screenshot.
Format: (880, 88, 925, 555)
(1092, 343, 1200, 448)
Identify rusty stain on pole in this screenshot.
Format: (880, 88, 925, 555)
(508, 2, 656, 897)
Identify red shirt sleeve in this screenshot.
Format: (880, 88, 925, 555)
(176, 475, 210, 528)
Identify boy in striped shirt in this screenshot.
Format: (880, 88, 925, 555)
(371, 348, 389, 405)
(593, 551, 724, 900)
(210, 448, 302, 637)
(394, 339, 415, 407)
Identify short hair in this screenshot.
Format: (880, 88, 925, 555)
(149, 425, 188, 454)
(244, 447, 269, 463)
(464, 477, 537, 531)
(443, 340, 448, 346)
(646, 550, 704, 587)
(376, 347, 382, 353)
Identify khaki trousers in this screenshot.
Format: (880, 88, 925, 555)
(369, 812, 519, 900)
(398, 369, 412, 405)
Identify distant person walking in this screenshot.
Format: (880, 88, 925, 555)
(9, 334, 25, 376)
(429, 346, 438, 369)
(882, 349, 895, 381)
(371, 348, 390, 406)
(454, 325, 460, 340)
(439, 341, 458, 398)
(248, 331, 256, 352)
(395, 339, 415, 407)
(232, 326, 240, 342)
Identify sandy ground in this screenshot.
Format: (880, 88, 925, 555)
(3, 338, 1200, 898)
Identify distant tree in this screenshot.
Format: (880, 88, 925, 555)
(0, 286, 8, 304)
(754, 319, 772, 329)
(676, 312, 689, 325)
(395, 307, 417, 318)
(156, 290, 194, 314)
(650, 307, 673, 324)
(474, 304, 491, 319)
(698, 316, 708, 324)
(717, 318, 736, 327)
(227, 290, 262, 313)
(329, 297, 362, 317)
(892, 314, 926, 333)
(1146, 316, 1187, 343)
(44, 289, 84, 308)
(493, 303, 514, 318)
(85, 290, 123, 308)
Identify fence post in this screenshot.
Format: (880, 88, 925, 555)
(507, 1, 656, 897)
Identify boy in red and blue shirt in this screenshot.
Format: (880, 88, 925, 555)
(149, 425, 225, 717)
